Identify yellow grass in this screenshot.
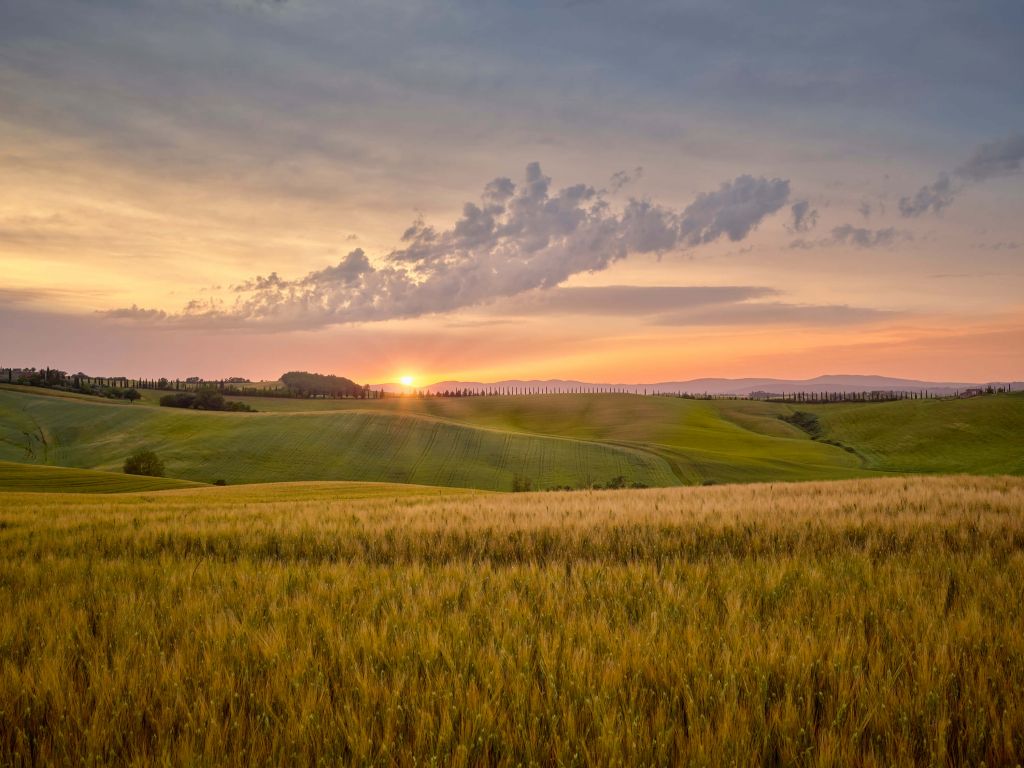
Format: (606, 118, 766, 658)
(1, 476, 1022, 765)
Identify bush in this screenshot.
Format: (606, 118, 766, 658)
(779, 411, 822, 439)
(160, 392, 197, 409)
(159, 391, 255, 412)
(194, 390, 225, 411)
(123, 449, 165, 477)
(213, 479, 227, 486)
(511, 474, 532, 492)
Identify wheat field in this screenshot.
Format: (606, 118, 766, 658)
(1, 476, 1022, 765)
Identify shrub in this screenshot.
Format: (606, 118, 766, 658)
(159, 391, 255, 412)
(123, 449, 165, 477)
(779, 410, 823, 439)
(160, 392, 197, 409)
(511, 474, 532, 492)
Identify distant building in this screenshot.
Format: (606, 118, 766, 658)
(960, 388, 984, 398)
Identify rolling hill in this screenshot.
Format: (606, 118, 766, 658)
(0, 386, 1020, 490)
(0, 460, 205, 493)
(0, 389, 677, 490)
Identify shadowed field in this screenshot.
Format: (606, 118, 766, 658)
(0, 460, 206, 493)
(1, 475, 1022, 765)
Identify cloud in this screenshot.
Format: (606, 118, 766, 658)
(790, 225, 910, 249)
(96, 304, 168, 322)
(830, 225, 907, 248)
(898, 173, 957, 217)
(494, 285, 778, 316)
(482, 284, 892, 329)
(954, 134, 1024, 182)
(973, 241, 1020, 251)
(679, 175, 790, 245)
(608, 166, 643, 192)
(0, 286, 108, 306)
(857, 199, 885, 220)
(655, 302, 895, 327)
(900, 134, 1024, 217)
(789, 200, 818, 232)
(106, 163, 792, 330)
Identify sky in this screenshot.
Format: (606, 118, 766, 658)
(1, 0, 1022, 384)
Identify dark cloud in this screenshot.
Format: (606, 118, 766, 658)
(791, 225, 910, 249)
(108, 163, 792, 330)
(954, 134, 1024, 182)
(96, 304, 168, 322)
(789, 200, 818, 232)
(830, 225, 907, 248)
(608, 166, 643, 193)
(900, 134, 1024, 217)
(679, 175, 790, 245)
(898, 173, 957, 217)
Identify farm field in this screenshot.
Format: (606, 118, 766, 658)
(0, 389, 678, 490)
(0, 460, 205, 493)
(1, 385, 1022, 489)
(805, 395, 1024, 475)
(1, 475, 1022, 764)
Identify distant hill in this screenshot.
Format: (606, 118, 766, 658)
(374, 375, 1021, 396)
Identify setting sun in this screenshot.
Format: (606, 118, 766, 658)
(399, 376, 414, 387)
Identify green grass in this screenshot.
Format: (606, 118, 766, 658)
(191, 393, 872, 483)
(2, 387, 1021, 490)
(0, 460, 204, 493)
(0, 390, 677, 490)
(804, 393, 1024, 475)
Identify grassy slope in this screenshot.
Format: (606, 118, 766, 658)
(804, 392, 1024, 475)
(2, 386, 1020, 488)
(197, 392, 869, 483)
(0, 390, 676, 490)
(0, 460, 205, 493)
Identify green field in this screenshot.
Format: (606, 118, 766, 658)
(1, 385, 1021, 489)
(2, 476, 1022, 764)
(0, 389, 677, 490)
(0, 460, 205, 493)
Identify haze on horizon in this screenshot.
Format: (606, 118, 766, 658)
(1, 0, 1022, 384)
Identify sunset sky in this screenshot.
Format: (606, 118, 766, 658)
(2, 0, 1022, 384)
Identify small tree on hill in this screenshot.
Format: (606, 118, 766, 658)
(124, 449, 165, 477)
(125, 388, 141, 404)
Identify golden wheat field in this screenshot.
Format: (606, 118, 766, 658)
(1, 476, 1023, 766)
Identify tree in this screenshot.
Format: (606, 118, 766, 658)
(194, 389, 225, 410)
(125, 388, 141, 404)
(123, 449, 165, 477)
(511, 474, 532, 492)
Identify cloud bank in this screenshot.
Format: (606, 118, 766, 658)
(105, 163, 792, 330)
(900, 134, 1024, 217)
(790, 225, 910, 250)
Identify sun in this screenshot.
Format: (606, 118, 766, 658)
(399, 375, 414, 387)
